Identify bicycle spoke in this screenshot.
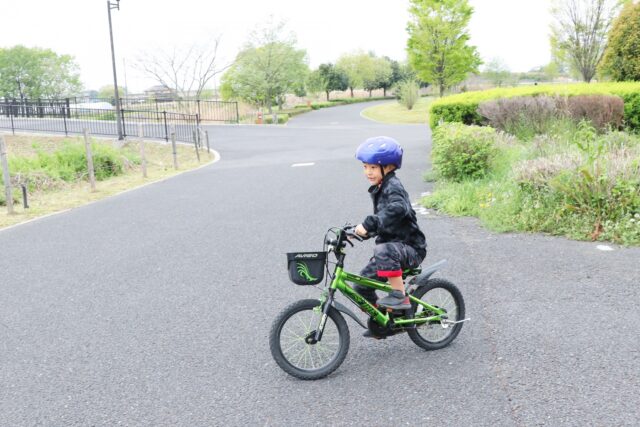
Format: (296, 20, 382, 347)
(282, 339, 304, 356)
(282, 327, 305, 341)
(279, 308, 341, 371)
(414, 287, 460, 343)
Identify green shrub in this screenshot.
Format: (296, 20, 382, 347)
(512, 123, 640, 241)
(397, 80, 420, 110)
(264, 114, 289, 124)
(0, 188, 19, 207)
(6, 142, 127, 187)
(429, 82, 640, 131)
(310, 102, 333, 110)
(308, 96, 393, 110)
(431, 123, 498, 182)
(425, 120, 640, 244)
(478, 96, 559, 140)
(623, 93, 640, 131)
(281, 107, 312, 117)
(478, 94, 624, 139)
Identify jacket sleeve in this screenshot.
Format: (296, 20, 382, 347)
(362, 187, 409, 234)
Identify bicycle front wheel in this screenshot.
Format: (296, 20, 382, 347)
(269, 299, 350, 380)
(408, 278, 465, 351)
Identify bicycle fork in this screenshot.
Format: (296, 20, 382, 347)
(310, 289, 335, 344)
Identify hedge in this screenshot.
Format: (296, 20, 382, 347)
(428, 82, 640, 131)
(304, 96, 395, 110)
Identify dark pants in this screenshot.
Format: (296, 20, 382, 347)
(354, 242, 425, 304)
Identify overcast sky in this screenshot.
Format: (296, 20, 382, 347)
(2, 0, 553, 93)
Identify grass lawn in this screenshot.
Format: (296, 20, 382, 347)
(360, 97, 434, 124)
(0, 134, 215, 229)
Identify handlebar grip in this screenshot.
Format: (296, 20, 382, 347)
(346, 232, 363, 242)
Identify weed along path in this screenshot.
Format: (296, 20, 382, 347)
(1, 103, 639, 425)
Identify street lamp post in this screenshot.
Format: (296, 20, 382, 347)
(107, 0, 123, 140)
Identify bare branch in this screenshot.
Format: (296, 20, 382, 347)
(133, 36, 227, 99)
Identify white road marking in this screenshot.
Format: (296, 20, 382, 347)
(291, 162, 315, 167)
(412, 203, 430, 216)
(596, 245, 614, 251)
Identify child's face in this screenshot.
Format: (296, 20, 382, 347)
(363, 163, 383, 185)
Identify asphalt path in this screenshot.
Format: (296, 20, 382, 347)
(1, 101, 639, 426)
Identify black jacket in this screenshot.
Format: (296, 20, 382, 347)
(362, 172, 427, 258)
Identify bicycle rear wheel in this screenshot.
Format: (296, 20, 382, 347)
(269, 299, 350, 380)
(407, 278, 465, 350)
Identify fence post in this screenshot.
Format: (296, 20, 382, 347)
(170, 126, 178, 170)
(63, 106, 68, 136)
(9, 108, 15, 135)
(83, 129, 96, 192)
(192, 130, 200, 162)
(235, 102, 240, 124)
(138, 123, 147, 178)
(0, 135, 14, 214)
(205, 130, 211, 153)
(120, 108, 127, 139)
(163, 111, 168, 142)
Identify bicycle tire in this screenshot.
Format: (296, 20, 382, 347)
(407, 278, 465, 351)
(269, 299, 350, 380)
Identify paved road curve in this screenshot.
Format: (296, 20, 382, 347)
(1, 102, 639, 426)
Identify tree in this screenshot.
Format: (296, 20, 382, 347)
(407, 0, 482, 97)
(363, 56, 393, 97)
(0, 45, 82, 101)
(98, 85, 124, 100)
(483, 57, 511, 87)
(599, 1, 640, 81)
(550, 0, 622, 82)
(313, 63, 349, 101)
(220, 22, 309, 116)
(336, 51, 377, 97)
(135, 37, 227, 100)
(543, 62, 562, 81)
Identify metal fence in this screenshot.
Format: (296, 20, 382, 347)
(2, 97, 239, 123)
(0, 104, 199, 143)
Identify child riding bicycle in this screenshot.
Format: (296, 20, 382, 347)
(353, 136, 427, 332)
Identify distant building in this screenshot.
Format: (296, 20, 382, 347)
(144, 85, 177, 101)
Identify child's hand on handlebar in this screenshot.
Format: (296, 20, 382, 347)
(354, 224, 368, 237)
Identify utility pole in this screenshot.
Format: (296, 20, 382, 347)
(107, 0, 124, 140)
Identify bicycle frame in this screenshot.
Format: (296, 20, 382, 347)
(313, 265, 448, 342)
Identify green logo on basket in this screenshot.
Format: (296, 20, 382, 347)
(296, 261, 317, 281)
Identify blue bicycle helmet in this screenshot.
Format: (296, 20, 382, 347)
(355, 136, 403, 169)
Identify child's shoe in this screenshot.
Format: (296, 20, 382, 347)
(378, 290, 411, 310)
(362, 329, 384, 339)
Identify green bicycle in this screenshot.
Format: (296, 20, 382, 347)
(269, 225, 469, 380)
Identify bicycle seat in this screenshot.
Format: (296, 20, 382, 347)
(402, 267, 422, 279)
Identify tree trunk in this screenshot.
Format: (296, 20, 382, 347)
(439, 83, 445, 98)
(350, 87, 354, 98)
(383, 87, 387, 97)
(326, 91, 330, 101)
(368, 90, 372, 98)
